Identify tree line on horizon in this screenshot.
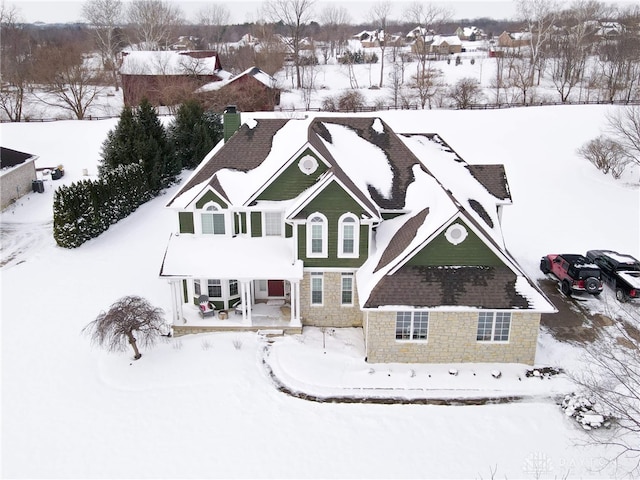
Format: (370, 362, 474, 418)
(1, 0, 639, 122)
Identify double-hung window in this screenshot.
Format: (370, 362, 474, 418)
(229, 279, 239, 296)
(338, 213, 359, 257)
(396, 312, 429, 340)
(201, 203, 225, 235)
(207, 279, 222, 298)
(311, 272, 323, 305)
(194, 279, 201, 296)
(476, 312, 511, 342)
(341, 273, 354, 305)
(264, 211, 283, 236)
(307, 213, 327, 257)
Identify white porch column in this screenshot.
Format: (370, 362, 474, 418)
(293, 279, 301, 325)
(169, 280, 184, 324)
(240, 280, 252, 324)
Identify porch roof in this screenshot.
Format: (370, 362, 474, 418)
(159, 234, 303, 280)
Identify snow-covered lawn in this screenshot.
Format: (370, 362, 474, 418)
(1, 105, 639, 478)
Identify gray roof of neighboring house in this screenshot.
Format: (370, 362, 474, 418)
(0, 147, 36, 169)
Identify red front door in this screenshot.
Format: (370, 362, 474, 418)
(267, 280, 285, 297)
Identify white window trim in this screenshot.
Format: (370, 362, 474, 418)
(262, 210, 283, 237)
(395, 311, 429, 342)
(306, 212, 328, 258)
(310, 272, 324, 306)
(338, 213, 359, 258)
(341, 273, 354, 306)
(199, 201, 228, 236)
(476, 312, 511, 343)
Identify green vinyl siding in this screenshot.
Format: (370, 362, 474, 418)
(256, 150, 328, 201)
(195, 190, 228, 209)
(297, 181, 369, 268)
(179, 212, 195, 234)
(251, 211, 262, 237)
(407, 220, 503, 267)
(285, 224, 293, 238)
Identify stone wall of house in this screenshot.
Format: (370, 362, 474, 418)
(300, 271, 363, 328)
(365, 311, 540, 364)
(1, 162, 36, 210)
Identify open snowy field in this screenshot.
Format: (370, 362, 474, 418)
(1, 104, 640, 478)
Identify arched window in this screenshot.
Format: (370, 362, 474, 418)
(338, 213, 359, 257)
(201, 202, 226, 235)
(306, 213, 327, 257)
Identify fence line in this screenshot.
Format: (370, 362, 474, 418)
(2, 99, 639, 123)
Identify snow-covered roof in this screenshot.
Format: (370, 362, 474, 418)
(197, 67, 276, 93)
(160, 234, 303, 280)
(120, 51, 220, 76)
(432, 35, 462, 46)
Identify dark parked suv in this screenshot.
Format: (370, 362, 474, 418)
(540, 254, 603, 297)
(585, 250, 640, 302)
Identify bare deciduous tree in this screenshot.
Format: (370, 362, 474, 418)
(516, 0, 560, 86)
(319, 5, 350, 59)
(83, 295, 166, 360)
(263, 0, 316, 89)
(0, 4, 34, 121)
(127, 0, 184, 50)
(404, 2, 451, 80)
(568, 306, 640, 475)
(411, 65, 443, 109)
(32, 46, 101, 120)
(448, 77, 483, 109)
(196, 3, 230, 52)
(606, 105, 640, 168)
(81, 0, 125, 91)
(369, 1, 392, 88)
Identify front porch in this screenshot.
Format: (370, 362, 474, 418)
(172, 299, 302, 336)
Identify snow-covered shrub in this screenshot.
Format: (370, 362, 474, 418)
(232, 338, 243, 350)
(561, 393, 611, 430)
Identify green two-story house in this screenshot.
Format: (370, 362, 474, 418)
(159, 112, 555, 364)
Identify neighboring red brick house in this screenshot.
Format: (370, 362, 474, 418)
(119, 50, 228, 107)
(197, 67, 281, 112)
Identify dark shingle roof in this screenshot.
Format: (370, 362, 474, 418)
(365, 265, 531, 309)
(168, 118, 288, 206)
(1, 147, 35, 169)
(374, 208, 430, 273)
(467, 165, 511, 201)
(308, 117, 421, 210)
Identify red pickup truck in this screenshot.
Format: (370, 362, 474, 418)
(540, 254, 603, 297)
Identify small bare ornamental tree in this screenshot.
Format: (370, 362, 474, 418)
(83, 295, 166, 360)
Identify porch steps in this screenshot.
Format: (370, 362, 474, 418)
(257, 329, 285, 338)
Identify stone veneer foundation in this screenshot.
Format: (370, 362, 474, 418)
(364, 311, 540, 364)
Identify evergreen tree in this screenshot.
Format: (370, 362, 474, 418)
(99, 106, 137, 176)
(167, 100, 223, 170)
(135, 98, 176, 191)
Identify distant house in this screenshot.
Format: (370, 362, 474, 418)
(1, 147, 38, 210)
(455, 26, 484, 41)
(119, 50, 228, 107)
(197, 66, 281, 112)
(430, 35, 463, 55)
(159, 113, 555, 364)
(171, 36, 203, 51)
(497, 31, 532, 48)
